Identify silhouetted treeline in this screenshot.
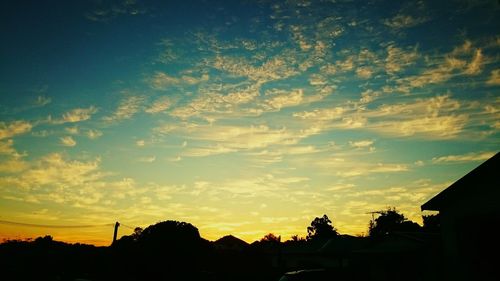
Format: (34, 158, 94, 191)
(0, 212, 443, 281)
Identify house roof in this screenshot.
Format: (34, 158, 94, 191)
(421, 152, 500, 211)
(213, 234, 249, 249)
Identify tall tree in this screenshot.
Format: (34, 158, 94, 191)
(307, 214, 338, 240)
(368, 207, 421, 237)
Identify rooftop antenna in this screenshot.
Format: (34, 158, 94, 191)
(366, 211, 384, 222)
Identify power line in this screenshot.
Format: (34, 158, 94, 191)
(119, 223, 137, 230)
(0, 219, 114, 229)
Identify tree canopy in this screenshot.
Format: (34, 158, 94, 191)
(368, 207, 421, 237)
(307, 214, 338, 241)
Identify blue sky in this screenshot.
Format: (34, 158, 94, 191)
(1, 0, 499, 244)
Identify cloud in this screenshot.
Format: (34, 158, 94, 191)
(85, 0, 146, 22)
(294, 95, 469, 139)
(326, 183, 356, 191)
(189, 174, 307, 198)
(0, 158, 28, 173)
(0, 120, 33, 140)
(169, 84, 261, 120)
(139, 156, 156, 163)
(103, 96, 144, 122)
(317, 157, 409, 177)
(183, 145, 238, 157)
(65, 126, 79, 134)
(487, 69, 500, 85)
(293, 107, 345, 121)
(34, 95, 51, 107)
(356, 67, 373, 79)
(263, 89, 304, 110)
(384, 14, 428, 29)
(60, 136, 76, 147)
(385, 45, 418, 74)
(349, 140, 374, 148)
(393, 41, 484, 91)
(51, 106, 98, 124)
(464, 49, 483, 75)
(145, 96, 171, 114)
(164, 123, 323, 158)
(212, 54, 298, 83)
(0, 139, 16, 155)
(336, 56, 354, 72)
(432, 151, 496, 163)
(367, 95, 468, 139)
(148, 72, 209, 90)
(3, 153, 102, 190)
(86, 129, 103, 139)
(0, 139, 28, 173)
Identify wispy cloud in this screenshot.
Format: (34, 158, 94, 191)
(85, 0, 146, 22)
(317, 157, 408, 177)
(0, 120, 33, 140)
(52, 106, 98, 124)
(138, 156, 156, 163)
(349, 140, 374, 149)
(86, 129, 103, 139)
(212, 54, 298, 84)
(487, 69, 500, 85)
(384, 14, 428, 29)
(65, 126, 79, 134)
(385, 45, 419, 74)
(60, 136, 77, 147)
(294, 95, 470, 139)
(34, 95, 52, 107)
(103, 96, 144, 122)
(432, 151, 496, 163)
(145, 96, 171, 114)
(263, 89, 304, 110)
(0, 139, 28, 173)
(148, 72, 209, 90)
(1, 153, 102, 190)
(356, 67, 373, 79)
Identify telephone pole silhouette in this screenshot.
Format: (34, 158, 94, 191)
(112, 222, 120, 244)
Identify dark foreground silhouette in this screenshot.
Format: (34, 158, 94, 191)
(2, 153, 499, 281)
(0, 216, 444, 281)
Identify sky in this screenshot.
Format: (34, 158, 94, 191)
(0, 0, 499, 245)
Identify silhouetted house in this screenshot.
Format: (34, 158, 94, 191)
(421, 152, 500, 281)
(213, 235, 248, 251)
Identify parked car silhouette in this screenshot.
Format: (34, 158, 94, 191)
(278, 269, 332, 281)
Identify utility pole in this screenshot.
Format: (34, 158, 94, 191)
(112, 221, 120, 244)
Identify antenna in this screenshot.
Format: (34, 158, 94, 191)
(366, 210, 384, 221)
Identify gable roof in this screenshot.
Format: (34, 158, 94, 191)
(421, 152, 500, 211)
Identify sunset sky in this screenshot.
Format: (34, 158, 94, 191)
(1, 0, 499, 245)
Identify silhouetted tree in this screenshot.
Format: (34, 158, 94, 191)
(307, 214, 338, 241)
(290, 235, 305, 242)
(260, 233, 281, 243)
(138, 220, 202, 252)
(422, 214, 441, 233)
(368, 207, 421, 237)
(131, 227, 143, 240)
